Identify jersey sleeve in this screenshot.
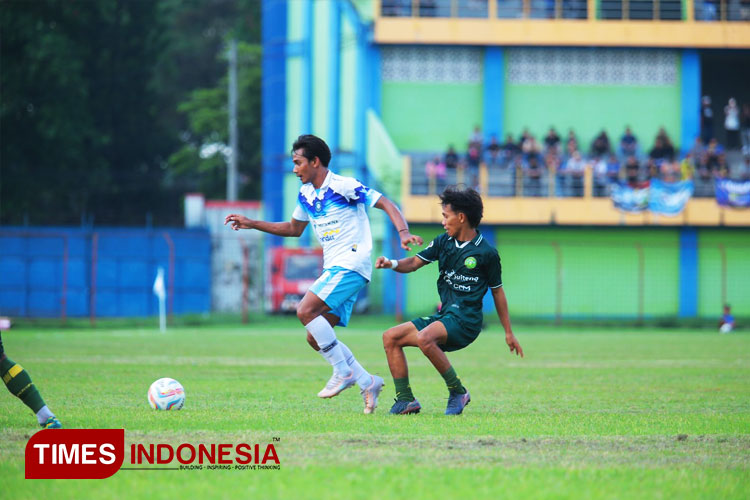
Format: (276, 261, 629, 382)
(354, 183, 382, 207)
(487, 249, 503, 288)
(342, 177, 382, 207)
(292, 203, 308, 221)
(416, 235, 441, 263)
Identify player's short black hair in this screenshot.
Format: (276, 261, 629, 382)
(292, 134, 331, 167)
(439, 186, 483, 228)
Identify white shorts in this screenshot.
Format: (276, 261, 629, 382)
(309, 267, 367, 327)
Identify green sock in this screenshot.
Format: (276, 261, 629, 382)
(441, 366, 466, 395)
(1, 357, 46, 413)
(393, 377, 415, 402)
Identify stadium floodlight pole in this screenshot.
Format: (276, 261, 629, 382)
(227, 38, 239, 202)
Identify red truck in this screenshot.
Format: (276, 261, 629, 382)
(267, 247, 324, 313)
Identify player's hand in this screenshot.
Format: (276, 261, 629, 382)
(224, 214, 254, 230)
(399, 232, 423, 251)
(374, 256, 392, 269)
(505, 332, 524, 358)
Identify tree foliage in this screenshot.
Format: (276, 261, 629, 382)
(0, 0, 261, 225)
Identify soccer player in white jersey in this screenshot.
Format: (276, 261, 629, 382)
(225, 134, 422, 414)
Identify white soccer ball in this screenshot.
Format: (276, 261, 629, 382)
(148, 378, 185, 410)
(719, 323, 734, 334)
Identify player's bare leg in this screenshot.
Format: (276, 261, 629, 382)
(414, 321, 471, 415)
(382, 323, 421, 414)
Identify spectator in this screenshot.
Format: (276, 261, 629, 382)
(741, 102, 750, 155)
(543, 127, 561, 153)
(648, 134, 676, 170)
(680, 153, 696, 181)
(544, 153, 563, 196)
(701, 95, 714, 144)
(591, 130, 612, 157)
(606, 154, 621, 184)
(724, 97, 741, 150)
(465, 144, 481, 189)
(741, 155, 750, 181)
(625, 156, 642, 188)
(445, 145, 459, 171)
(716, 153, 730, 179)
(719, 304, 735, 334)
(485, 134, 502, 166)
(566, 129, 579, 155)
(469, 125, 483, 150)
(525, 154, 544, 196)
(620, 126, 638, 157)
(688, 137, 707, 164)
(592, 156, 609, 196)
(520, 130, 541, 157)
(705, 138, 725, 171)
(501, 133, 521, 161)
(660, 160, 681, 182)
(425, 156, 446, 193)
(565, 150, 586, 196)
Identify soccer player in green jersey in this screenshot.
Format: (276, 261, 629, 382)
(375, 186, 523, 415)
(0, 331, 62, 428)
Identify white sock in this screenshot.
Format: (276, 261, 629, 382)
(338, 341, 373, 390)
(306, 316, 352, 377)
(36, 405, 54, 425)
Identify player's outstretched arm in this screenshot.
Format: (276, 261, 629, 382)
(373, 197, 423, 251)
(491, 286, 524, 358)
(224, 214, 308, 238)
(374, 255, 427, 274)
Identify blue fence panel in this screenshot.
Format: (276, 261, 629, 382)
(0, 227, 211, 318)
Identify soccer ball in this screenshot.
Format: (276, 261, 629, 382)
(148, 378, 185, 410)
(719, 323, 734, 334)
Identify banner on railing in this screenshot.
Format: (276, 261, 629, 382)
(611, 183, 649, 212)
(715, 178, 750, 208)
(648, 179, 694, 216)
(611, 180, 693, 215)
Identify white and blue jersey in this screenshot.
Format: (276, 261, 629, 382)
(292, 171, 382, 281)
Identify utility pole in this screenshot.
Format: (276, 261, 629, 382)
(227, 38, 239, 202)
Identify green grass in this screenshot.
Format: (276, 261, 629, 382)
(1, 317, 748, 498)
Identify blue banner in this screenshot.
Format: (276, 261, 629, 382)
(648, 179, 693, 216)
(612, 180, 693, 215)
(715, 179, 750, 208)
(611, 183, 649, 213)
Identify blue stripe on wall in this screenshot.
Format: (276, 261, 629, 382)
(262, 0, 288, 247)
(328, 1, 341, 164)
(302, 0, 313, 135)
(679, 227, 698, 318)
(680, 49, 700, 155)
(483, 47, 504, 142)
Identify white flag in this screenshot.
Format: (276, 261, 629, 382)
(153, 267, 166, 300)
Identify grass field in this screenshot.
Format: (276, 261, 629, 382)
(1, 316, 748, 499)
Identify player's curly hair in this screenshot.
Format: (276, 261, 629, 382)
(292, 134, 331, 167)
(439, 186, 483, 228)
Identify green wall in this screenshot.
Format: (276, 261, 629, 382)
(698, 230, 750, 317)
(503, 83, 682, 152)
(403, 226, 696, 319)
(381, 82, 483, 151)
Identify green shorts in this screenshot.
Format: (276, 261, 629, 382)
(411, 312, 482, 352)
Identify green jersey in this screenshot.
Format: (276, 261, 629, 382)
(416, 230, 502, 327)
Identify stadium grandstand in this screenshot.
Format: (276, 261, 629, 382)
(262, 0, 750, 322)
